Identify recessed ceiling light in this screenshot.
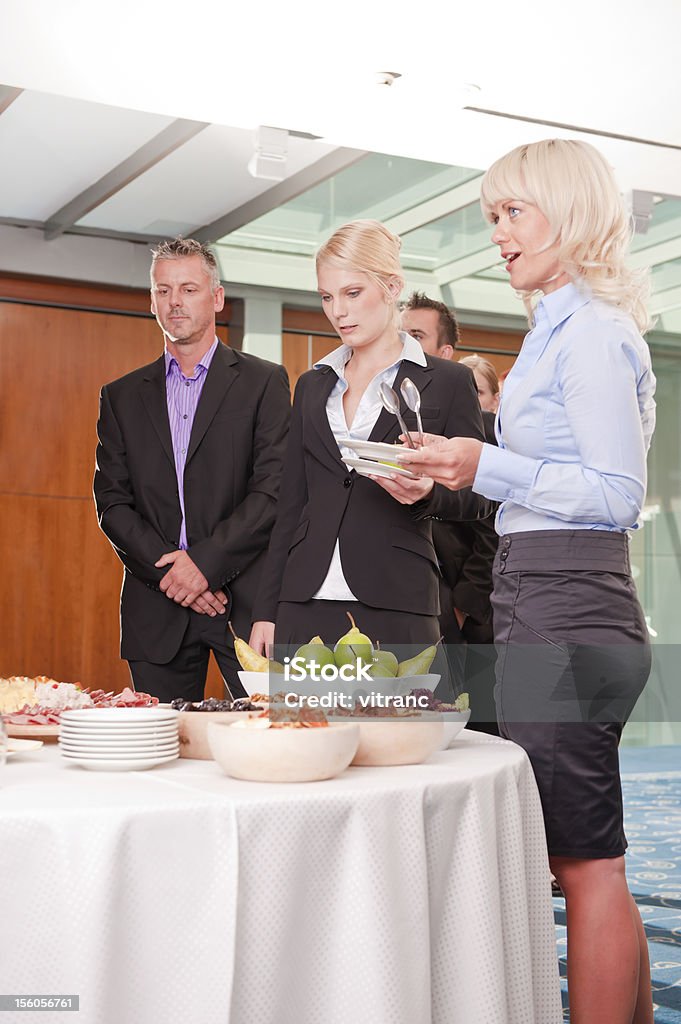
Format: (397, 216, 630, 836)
(248, 125, 288, 181)
(375, 71, 402, 87)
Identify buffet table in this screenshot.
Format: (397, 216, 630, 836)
(0, 731, 561, 1024)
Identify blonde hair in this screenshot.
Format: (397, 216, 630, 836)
(316, 219, 404, 317)
(459, 354, 500, 397)
(480, 139, 651, 333)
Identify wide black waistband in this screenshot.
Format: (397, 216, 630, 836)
(496, 529, 631, 574)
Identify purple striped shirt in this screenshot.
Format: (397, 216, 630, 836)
(164, 337, 218, 549)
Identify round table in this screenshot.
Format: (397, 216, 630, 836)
(0, 730, 561, 1024)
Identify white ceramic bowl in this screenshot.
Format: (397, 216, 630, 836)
(440, 710, 471, 749)
(351, 718, 444, 767)
(237, 671, 277, 697)
(207, 720, 360, 783)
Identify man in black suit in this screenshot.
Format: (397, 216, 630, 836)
(94, 238, 290, 702)
(401, 292, 499, 732)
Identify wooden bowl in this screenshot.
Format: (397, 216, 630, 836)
(351, 719, 444, 766)
(177, 711, 244, 760)
(207, 721, 359, 782)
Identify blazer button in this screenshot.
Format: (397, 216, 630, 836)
(343, 476, 353, 488)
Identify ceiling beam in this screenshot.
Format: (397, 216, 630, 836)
(435, 247, 500, 285)
(384, 175, 483, 237)
(192, 147, 368, 242)
(651, 285, 681, 316)
(464, 106, 681, 152)
(435, 226, 681, 289)
(0, 85, 22, 115)
(0, 215, 44, 230)
(630, 235, 681, 269)
(43, 118, 210, 241)
(213, 240, 438, 295)
(0, 216, 170, 246)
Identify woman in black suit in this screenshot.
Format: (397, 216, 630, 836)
(250, 219, 491, 654)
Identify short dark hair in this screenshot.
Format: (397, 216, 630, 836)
(402, 291, 460, 349)
(150, 237, 220, 290)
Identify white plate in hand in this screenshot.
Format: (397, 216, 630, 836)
(343, 457, 419, 480)
(340, 439, 415, 463)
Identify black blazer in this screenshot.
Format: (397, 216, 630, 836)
(432, 409, 499, 631)
(94, 342, 291, 662)
(253, 356, 494, 622)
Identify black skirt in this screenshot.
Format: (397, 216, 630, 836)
(491, 530, 651, 859)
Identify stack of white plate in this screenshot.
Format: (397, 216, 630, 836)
(59, 708, 179, 771)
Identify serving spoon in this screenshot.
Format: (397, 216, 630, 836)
(379, 382, 416, 449)
(399, 377, 425, 447)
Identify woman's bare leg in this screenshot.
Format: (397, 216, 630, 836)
(550, 855, 653, 1024)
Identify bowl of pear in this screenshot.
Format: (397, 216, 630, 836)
(366, 641, 441, 696)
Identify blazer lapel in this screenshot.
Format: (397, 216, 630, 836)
(307, 366, 348, 466)
(140, 355, 175, 468)
(369, 361, 434, 443)
(187, 343, 239, 463)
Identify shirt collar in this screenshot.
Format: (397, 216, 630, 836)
(164, 336, 219, 378)
(535, 281, 590, 331)
(314, 331, 427, 373)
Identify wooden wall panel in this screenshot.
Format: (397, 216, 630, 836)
(282, 332, 339, 393)
(0, 304, 161, 497)
(0, 493, 130, 690)
(0, 273, 233, 326)
(458, 326, 522, 378)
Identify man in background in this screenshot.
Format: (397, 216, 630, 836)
(402, 291, 499, 732)
(94, 237, 290, 702)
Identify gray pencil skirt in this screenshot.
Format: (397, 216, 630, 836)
(491, 530, 651, 859)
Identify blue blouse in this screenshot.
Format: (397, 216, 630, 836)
(473, 282, 656, 535)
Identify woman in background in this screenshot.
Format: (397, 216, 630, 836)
(403, 139, 656, 1024)
(249, 219, 490, 654)
(459, 353, 500, 414)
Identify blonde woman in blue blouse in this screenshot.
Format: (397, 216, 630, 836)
(403, 139, 656, 1024)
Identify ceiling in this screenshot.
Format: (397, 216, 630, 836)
(1, 0, 681, 333)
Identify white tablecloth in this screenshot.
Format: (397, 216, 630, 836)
(0, 730, 561, 1024)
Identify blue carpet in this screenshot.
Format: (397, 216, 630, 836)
(557, 745, 681, 1022)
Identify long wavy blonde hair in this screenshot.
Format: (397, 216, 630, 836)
(480, 139, 651, 333)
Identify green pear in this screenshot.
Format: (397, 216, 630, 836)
(293, 638, 335, 673)
(396, 644, 438, 677)
(368, 661, 396, 679)
(334, 612, 374, 668)
(369, 648, 398, 678)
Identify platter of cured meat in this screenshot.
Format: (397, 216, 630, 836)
(1, 678, 158, 739)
